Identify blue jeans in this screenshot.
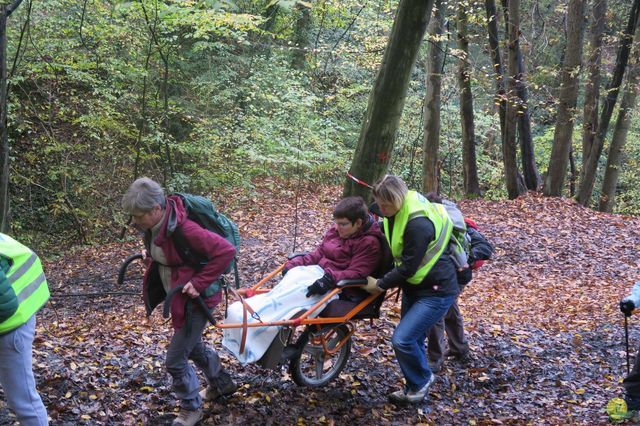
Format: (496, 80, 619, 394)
(392, 293, 455, 391)
(166, 306, 223, 410)
(0, 315, 48, 425)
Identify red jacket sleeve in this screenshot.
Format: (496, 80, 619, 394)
(180, 221, 236, 293)
(324, 235, 381, 283)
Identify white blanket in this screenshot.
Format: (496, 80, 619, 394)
(222, 265, 336, 365)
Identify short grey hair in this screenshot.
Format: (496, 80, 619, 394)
(372, 175, 408, 210)
(122, 177, 166, 214)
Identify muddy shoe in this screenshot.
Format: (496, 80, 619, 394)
(389, 374, 436, 404)
(200, 371, 237, 401)
(428, 358, 443, 373)
(172, 408, 203, 426)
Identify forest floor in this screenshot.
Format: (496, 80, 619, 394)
(1, 178, 639, 425)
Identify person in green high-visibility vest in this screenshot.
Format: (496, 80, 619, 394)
(0, 233, 49, 425)
(367, 175, 458, 404)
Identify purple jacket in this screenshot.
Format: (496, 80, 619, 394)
(285, 216, 383, 283)
(143, 195, 236, 330)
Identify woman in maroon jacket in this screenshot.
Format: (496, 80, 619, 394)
(122, 177, 236, 426)
(284, 196, 383, 297)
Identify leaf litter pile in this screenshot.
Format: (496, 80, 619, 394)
(1, 179, 639, 425)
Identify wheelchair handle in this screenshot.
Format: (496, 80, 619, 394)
(164, 285, 217, 325)
(117, 253, 144, 285)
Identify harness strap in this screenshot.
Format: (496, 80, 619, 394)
(226, 286, 261, 354)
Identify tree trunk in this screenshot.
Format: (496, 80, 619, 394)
(581, 0, 607, 165)
(501, 0, 539, 191)
(422, 0, 446, 194)
(598, 27, 640, 212)
(0, 0, 22, 233)
(577, 0, 640, 206)
(515, 52, 540, 191)
(502, 0, 525, 199)
(544, 0, 587, 196)
(292, 3, 312, 69)
(485, 0, 506, 136)
(457, 4, 481, 197)
(344, 0, 435, 200)
(0, 7, 8, 232)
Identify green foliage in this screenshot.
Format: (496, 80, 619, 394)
(3, 0, 640, 252)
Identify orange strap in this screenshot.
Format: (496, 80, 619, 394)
(227, 286, 261, 354)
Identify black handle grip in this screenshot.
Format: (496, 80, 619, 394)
(117, 253, 144, 285)
(163, 284, 216, 325)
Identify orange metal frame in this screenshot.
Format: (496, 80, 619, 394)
(216, 263, 399, 330)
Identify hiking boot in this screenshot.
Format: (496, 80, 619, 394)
(172, 408, 203, 426)
(200, 371, 237, 401)
(445, 349, 471, 363)
(388, 374, 436, 404)
(428, 358, 443, 373)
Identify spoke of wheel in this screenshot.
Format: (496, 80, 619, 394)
(305, 345, 323, 357)
(314, 352, 325, 379)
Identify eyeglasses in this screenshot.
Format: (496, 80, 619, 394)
(334, 220, 353, 228)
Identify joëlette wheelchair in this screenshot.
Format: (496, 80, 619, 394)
(118, 250, 395, 388)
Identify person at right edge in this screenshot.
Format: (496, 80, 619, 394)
(620, 281, 640, 412)
(366, 175, 458, 404)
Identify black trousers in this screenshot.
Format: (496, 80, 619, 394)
(624, 347, 640, 397)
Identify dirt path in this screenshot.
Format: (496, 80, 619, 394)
(2, 183, 638, 425)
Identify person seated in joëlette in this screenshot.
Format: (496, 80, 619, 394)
(222, 196, 383, 364)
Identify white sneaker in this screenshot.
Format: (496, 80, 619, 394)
(172, 408, 203, 426)
(388, 374, 436, 404)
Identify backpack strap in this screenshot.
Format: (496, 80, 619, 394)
(172, 225, 242, 288)
(172, 225, 208, 271)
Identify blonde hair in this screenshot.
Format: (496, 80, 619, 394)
(372, 175, 408, 210)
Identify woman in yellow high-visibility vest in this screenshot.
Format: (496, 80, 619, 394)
(0, 233, 49, 425)
(369, 175, 458, 404)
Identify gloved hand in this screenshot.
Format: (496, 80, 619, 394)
(306, 274, 334, 297)
(363, 276, 382, 294)
(0, 256, 10, 274)
(281, 267, 289, 277)
(621, 299, 636, 317)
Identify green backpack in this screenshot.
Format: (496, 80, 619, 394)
(172, 193, 241, 287)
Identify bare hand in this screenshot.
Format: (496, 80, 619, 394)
(182, 282, 199, 299)
(458, 263, 469, 272)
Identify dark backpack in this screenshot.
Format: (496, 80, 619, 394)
(172, 193, 241, 287)
(463, 218, 492, 270)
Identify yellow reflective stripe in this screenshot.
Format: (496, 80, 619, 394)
(416, 215, 451, 269)
(16, 272, 46, 303)
(7, 253, 37, 284)
(408, 211, 427, 221)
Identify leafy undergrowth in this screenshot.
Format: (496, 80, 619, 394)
(1, 179, 639, 425)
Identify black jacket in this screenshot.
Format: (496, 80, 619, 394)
(378, 216, 459, 297)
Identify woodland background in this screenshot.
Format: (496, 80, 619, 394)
(0, 0, 638, 424)
(0, 0, 638, 250)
